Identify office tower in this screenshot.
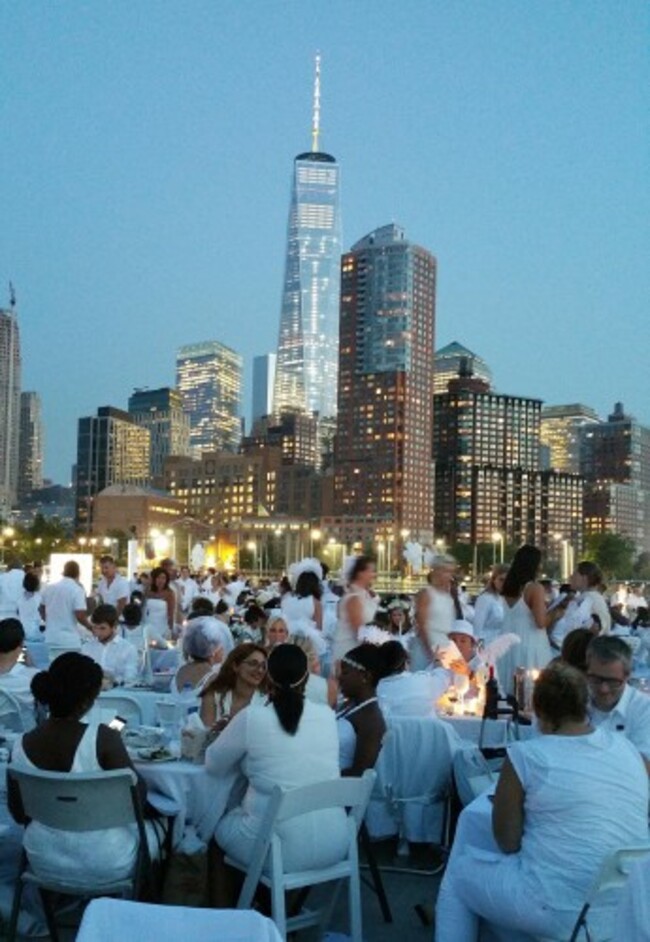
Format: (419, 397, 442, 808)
(176, 341, 242, 453)
(273, 55, 341, 419)
(434, 341, 493, 395)
(75, 406, 151, 530)
(334, 224, 436, 543)
(18, 392, 44, 501)
(128, 387, 192, 484)
(0, 305, 21, 514)
(581, 402, 650, 553)
(433, 363, 583, 561)
(252, 353, 277, 423)
(541, 404, 601, 474)
(244, 411, 319, 468)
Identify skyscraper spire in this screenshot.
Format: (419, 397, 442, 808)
(311, 52, 321, 152)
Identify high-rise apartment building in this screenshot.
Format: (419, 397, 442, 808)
(75, 406, 151, 530)
(273, 56, 341, 420)
(433, 341, 493, 395)
(176, 341, 242, 453)
(433, 365, 584, 561)
(541, 403, 600, 474)
(18, 392, 44, 501)
(0, 305, 21, 514)
(252, 354, 277, 424)
(128, 387, 192, 485)
(243, 412, 319, 469)
(581, 402, 650, 553)
(334, 224, 436, 542)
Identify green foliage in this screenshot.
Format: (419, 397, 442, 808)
(583, 532, 636, 579)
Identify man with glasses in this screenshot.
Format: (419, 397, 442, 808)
(586, 635, 650, 772)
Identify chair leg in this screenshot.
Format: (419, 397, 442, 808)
(271, 879, 287, 940)
(359, 824, 393, 923)
(38, 889, 61, 942)
(348, 871, 363, 942)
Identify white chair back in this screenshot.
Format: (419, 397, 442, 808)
(0, 689, 26, 732)
(91, 694, 144, 727)
(366, 715, 457, 843)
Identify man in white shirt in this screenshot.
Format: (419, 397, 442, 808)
(96, 555, 131, 615)
(0, 559, 27, 619)
(177, 565, 199, 614)
(85, 604, 139, 685)
(42, 560, 93, 653)
(0, 617, 39, 729)
(586, 635, 650, 772)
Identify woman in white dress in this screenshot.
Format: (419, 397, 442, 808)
(145, 567, 175, 642)
(472, 564, 508, 643)
(281, 560, 326, 656)
(411, 555, 459, 672)
(436, 662, 649, 941)
(8, 652, 151, 889)
(497, 545, 557, 695)
(199, 642, 267, 732)
(336, 644, 386, 775)
(331, 556, 378, 665)
(205, 644, 348, 905)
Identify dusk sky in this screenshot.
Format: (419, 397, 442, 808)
(1, 2, 648, 483)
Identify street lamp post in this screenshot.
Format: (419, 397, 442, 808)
(491, 531, 504, 565)
(1, 526, 15, 566)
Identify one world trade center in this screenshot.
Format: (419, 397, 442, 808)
(272, 55, 341, 421)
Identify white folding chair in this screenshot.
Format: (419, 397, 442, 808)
(366, 716, 456, 853)
(566, 845, 650, 942)
(93, 693, 144, 726)
(226, 770, 376, 942)
(0, 689, 26, 732)
(6, 767, 154, 942)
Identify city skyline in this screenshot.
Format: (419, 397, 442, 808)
(1, 3, 648, 482)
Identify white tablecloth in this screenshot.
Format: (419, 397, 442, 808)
(136, 758, 240, 851)
(76, 898, 283, 942)
(440, 714, 534, 746)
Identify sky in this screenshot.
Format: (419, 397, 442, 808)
(1, 1, 648, 483)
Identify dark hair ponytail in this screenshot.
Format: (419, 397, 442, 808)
(267, 645, 308, 735)
(31, 652, 103, 719)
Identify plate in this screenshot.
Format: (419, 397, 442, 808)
(136, 748, 177, 763)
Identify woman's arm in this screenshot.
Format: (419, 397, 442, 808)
(492, 755, 524, 853)
(313, 597, 323, 630)
(164, 590, 175, 631)
(413, 589, 434, 660)
(342, 708, 386, 777)
(97, 725, 147, 804)
(346, 594, 364, 633)
(524, 582, 562, 631)
(204, 706, 248, 776)
(200, 689, 218, 728)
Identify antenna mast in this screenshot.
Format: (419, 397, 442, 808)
(8, 282, 15, 309)
(311, 53, 321, 152)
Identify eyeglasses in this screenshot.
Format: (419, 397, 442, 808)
(586, 673, 625, 691)
(242, 659, 267, 671)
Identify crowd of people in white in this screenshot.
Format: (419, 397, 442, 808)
(0, 546, 649, 940)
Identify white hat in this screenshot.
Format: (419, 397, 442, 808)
(449, 619, 475, 641)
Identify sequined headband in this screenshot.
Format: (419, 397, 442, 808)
(267, 668, 309, 689)
(341, 655, 367, 672)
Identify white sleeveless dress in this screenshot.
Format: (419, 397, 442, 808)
(332, 588, 379, 663)
(10, 724, 139, 888)
(145, 596, 171, 643)
(498, 593, 553, 695)
(411, 587, 457, 672)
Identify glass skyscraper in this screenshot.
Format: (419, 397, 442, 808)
(0, 305, 21, 514)
(273, 57, 341, 420)
(176, 341, 242, 453)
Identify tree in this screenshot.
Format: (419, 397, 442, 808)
(584, 532, 636, 579)
(633, 552, 650, 581)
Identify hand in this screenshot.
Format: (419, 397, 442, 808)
(450, 658, 471, 676)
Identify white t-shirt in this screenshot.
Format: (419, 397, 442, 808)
(0, 568, 26, 618)
(42, 577, 88, 648)
(96, 574, 131, 608)
(17, 591, 43, 641)
(0, 661, 39, 729)
(508, 728, 648, 915)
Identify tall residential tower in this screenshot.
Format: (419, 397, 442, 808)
(333, 224, 437, 544)
(273, 55, 342, 420)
